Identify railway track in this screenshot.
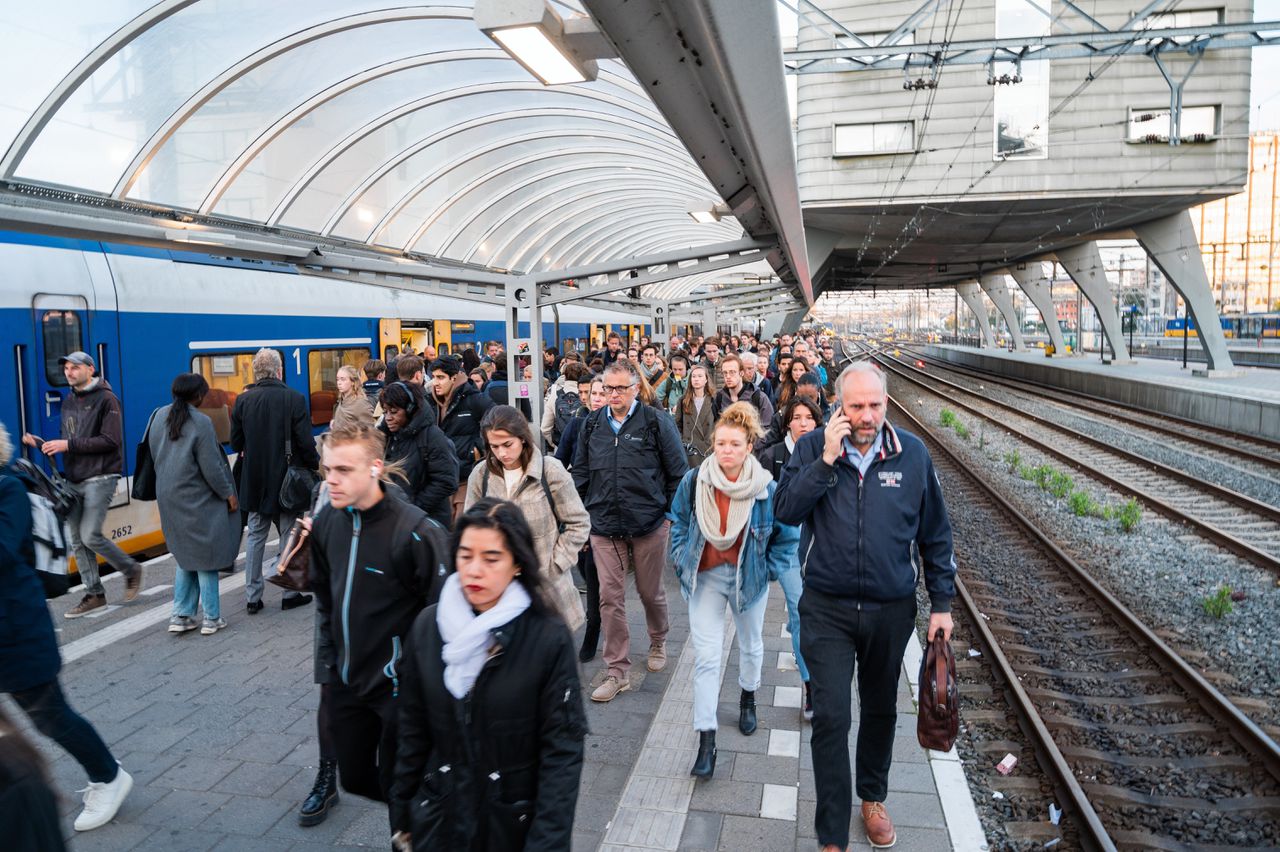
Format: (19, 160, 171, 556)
(852, 344, 1280, 575)
(888, 395, 1280, 851)
(891, 342, 1280, 470)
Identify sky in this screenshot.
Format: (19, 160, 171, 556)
(1252, 1, 1280, 131)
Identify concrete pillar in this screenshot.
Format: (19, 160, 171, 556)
(979, 273, 1026, 351)
(1055, 241, 1131, 361)
(1009, 262, 1068, 355)
(955, 281, 995, 347)
(1132, 209, 1237, 372)
(780, 304, 809, 335)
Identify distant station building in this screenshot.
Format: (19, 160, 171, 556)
(790, 0, 1261, 370)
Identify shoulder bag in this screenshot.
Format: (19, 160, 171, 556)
(916, 630, 960, 752)
(131, 409, 159, 501)
(270, 485, 326, 593)
(278, 416, 320, 514)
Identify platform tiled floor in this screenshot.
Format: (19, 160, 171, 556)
(17, 544, 977, 851)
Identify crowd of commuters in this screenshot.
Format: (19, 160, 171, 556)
(1, 326, 956, 851)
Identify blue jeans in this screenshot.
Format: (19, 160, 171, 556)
(687, 563, 769, 731)
(173, 569, 220, 620)
(11, 679, 118, 784)
(68, 474, 140, 596)
(774, 556, 810, 682)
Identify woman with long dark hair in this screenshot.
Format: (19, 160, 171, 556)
(391, 499, 587, 851)
(150, 373, 240, 635)
(675, 364, 714, 467)
(775, 357, 812, 408)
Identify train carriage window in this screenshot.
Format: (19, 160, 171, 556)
(190, 352, 270, 442)
(42, 311, 83, 385)
(307, 347, 372, 427)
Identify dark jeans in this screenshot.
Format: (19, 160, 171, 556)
(316, 683, 336, 762)
(799, 589, 916, 849)
(580, 547, 599, 632)
(328, 682, 397, 827)
(10, 679, 118, 784)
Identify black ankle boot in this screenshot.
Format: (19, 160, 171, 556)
(298, 759, 339, 826)
(739, 689, 758, 736)
(578, 621, 600, 663)
(690, 730, 717, 778)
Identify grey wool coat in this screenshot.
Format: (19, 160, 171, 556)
(148, 404, 242, 573)
(465, 449, 589, 631)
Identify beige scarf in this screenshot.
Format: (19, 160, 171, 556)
(695, 454, 773, 550)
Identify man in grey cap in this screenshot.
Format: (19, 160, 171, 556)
(23, 351, 144, 616)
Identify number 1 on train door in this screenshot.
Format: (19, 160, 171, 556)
(293, 348, 301, 375)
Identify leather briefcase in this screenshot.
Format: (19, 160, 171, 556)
(917, 631, 959, 752)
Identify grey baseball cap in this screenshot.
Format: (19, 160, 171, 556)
(57, 351, 95, 368)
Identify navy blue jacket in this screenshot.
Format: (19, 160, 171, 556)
(773, 422, 956, 613)
(0, 468, 61, 692)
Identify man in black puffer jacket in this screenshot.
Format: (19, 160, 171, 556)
(310, 425, 450, 830)
(428, 357, 493, 522)
(572, 361, 686, 703)
(378, 382, 458, 529)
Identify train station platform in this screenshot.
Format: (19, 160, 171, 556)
(21, 542, 983, 851)
(924, 343, 1280, 440)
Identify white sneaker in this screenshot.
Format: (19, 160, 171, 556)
(200, 617, 227, 636)
(74, 767, 133, 831)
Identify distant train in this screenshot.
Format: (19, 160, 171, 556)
(1164, 313, 1280, 338)
(0, 231, 648, 565)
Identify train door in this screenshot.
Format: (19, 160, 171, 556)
(30, 294, 90, 448)
(433, 320, 452, 355)
(379, 318, 401, 362)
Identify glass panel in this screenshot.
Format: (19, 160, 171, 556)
(133, 18, 486, 208)
(993, 0, 1049, 160)
(833, 121, 914, 156)
(353, 129, 690, 249)
(282, 81, 672, 235)
(0, 1, 152, 157)
(218, 58, 518, 221)
(307, 347, 371, 426)
(1128, 105, 1219, 141)
(190, 352, 262, 406)
(15, 0, 464, 191)
(42, 310, 82, 384)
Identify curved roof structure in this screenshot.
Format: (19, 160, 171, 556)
(0, 0, 810, 309)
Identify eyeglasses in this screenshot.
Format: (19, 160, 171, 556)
(604, 384, 637, 395)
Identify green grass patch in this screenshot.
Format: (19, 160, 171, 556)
(1202, 585, 1233, 619)
(1116, 498, 1142, 533)
(939, 409, 959, 428)
(1047, 470, 1073, 499)
(1068, 489, 1100, 517)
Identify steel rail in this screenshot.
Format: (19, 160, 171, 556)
(868, 352, 1280, 574)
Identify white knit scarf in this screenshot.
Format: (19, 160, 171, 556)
(436, 572, 531, 699)
(695, 454, 773, 550)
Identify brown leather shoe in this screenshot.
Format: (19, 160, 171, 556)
(647, 642, 667, 672)
(861, 801, 897, 848)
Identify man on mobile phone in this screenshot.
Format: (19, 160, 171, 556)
(23, 351, 144, 617)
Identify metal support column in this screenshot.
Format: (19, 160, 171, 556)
(504, 275, 546, 449)
(1133, 209, 1237, 372)
(955, 282, 996, 347)
(1055, 242, 1132, 361)
(979, 273, 1026, 351)
(650, 300, 671, 352)
(1009, 264, 1068, 354)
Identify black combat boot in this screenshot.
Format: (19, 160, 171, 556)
(739, 689, 758, 736)
(690, 730, 717, 778)
(298, 759, 339, 826)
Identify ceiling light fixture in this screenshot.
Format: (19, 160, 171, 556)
(475, 0, 615, 85)
(686, 201, 732, 224)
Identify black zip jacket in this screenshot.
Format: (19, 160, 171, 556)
(433, 382, 494, 483)
(310, 487, 450, 701)
(391, 605, 587, 848)
(571, 403, 687, 538)
(60, 379, 125, 482)
(380, 406, 458, 528)
(774, 422, 956, 613)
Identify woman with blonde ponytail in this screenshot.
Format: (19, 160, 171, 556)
(667, 403, 800, 780)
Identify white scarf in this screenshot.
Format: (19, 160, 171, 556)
(695, 454, 773, 550)
(436, 573, 531, 699)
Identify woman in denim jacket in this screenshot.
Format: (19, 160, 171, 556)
(668, 403, 800, 780)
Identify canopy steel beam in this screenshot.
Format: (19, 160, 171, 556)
(538, 241, 769, 303)
(663, 281, 785, 306)
(785, 20, 1280, 73)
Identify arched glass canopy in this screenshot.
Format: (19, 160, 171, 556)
(0, 0, 777, 300)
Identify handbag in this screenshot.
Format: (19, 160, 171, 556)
(268, 516, 312, 592)
(684, 442, 707, 469)
(916, 630, 960, 752)
(131, 409, 159, 501)
(278, 426, 320, 514)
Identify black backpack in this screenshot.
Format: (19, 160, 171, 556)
(552, 389, 581, 446)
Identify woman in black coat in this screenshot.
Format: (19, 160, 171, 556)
(378, 382, 459, 528)
(391, 498, 587, 851)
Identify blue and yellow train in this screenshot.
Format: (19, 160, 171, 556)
(0, 231, 646, 562)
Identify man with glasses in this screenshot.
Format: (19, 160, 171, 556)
(573, 362, 687, 702)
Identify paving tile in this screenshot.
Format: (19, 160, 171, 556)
(688, 779, 763, 818)
(716, 814, 796, 849)
(760, 783, 798, 821)
(62, 821, 158, 851)
(774, 685, 802, 708)
(335, 803, 393, 846)
(678, 810, 723, 850)
(729, 752, 799, 785)
(199, 794, 296, 836)
(131, 825, 223, 852)
(137, 788, 233, 827)
(768, 728, 802, 758)
(212, 760, 304, 798)
(604, 805, 686, 848)
(154, 756, 240, 791)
